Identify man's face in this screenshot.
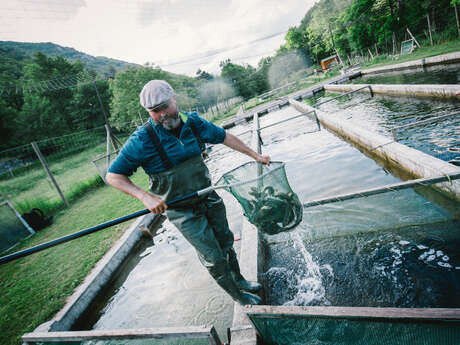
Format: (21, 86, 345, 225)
(149, 96, 180, 129)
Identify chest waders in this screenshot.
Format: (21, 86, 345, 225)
(144, 121, 262, 305)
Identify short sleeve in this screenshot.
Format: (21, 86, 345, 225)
(108, 134, 143, 176)
(188, 112, 226, 144)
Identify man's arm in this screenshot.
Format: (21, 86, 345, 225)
(223, 132, 270, 165)
(106, 172, 167, 214)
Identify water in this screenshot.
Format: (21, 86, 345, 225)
(350, 63, 460, 85)
(76, 102, 459, 340)
(312, 91, 460, 164)
(257, 106, 460, 308)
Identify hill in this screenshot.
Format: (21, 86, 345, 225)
(0, 41, 141, 78)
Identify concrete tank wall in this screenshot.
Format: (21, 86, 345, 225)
(324, 84, 460, 100)
(289, 99, 460, 202)
(361, 52, 460, 75)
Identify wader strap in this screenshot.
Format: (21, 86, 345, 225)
(189, 120, 205, 152)
(143, 122, 173, 170)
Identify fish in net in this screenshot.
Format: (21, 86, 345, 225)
(216, 161, 303, 235)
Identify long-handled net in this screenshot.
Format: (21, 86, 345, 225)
(216, 161, 303, 235)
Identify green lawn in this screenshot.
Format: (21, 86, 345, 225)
(0, 171, 149, 345)
(360, 38, 460, 69)
(0, 142, 109, 215)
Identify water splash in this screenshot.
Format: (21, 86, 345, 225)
(280, 230, 333, 306)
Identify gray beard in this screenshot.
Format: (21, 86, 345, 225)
(161, 116, 181, 130)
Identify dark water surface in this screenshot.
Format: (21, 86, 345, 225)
(257, 106, 460, 308)
(312, 92, 460, 164)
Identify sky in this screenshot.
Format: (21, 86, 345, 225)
(0, 0, 317, 76)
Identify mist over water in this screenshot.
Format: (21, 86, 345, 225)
(198, 79, 237, 106)
(268, 51, 311, 89)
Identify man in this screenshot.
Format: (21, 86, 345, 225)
(106, 80, 270, 305)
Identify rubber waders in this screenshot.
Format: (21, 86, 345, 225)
(215, 269, 262, 305)
(228, 248, 262, 293)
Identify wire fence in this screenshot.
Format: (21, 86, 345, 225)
(0, 122, 138, 215)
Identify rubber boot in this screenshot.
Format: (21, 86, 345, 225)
(228, 248, 262, 293)
(215, 271, 262, 305)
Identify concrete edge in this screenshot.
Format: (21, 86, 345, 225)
(324, 83, 460, 99)
(222, 72, 362, 130)
(230, 220, 259, 345)
(289, 99, 460, 201)
(34, 213, 158, 332)
(361, 52, 460, 75)
(230, 114, 263, 345)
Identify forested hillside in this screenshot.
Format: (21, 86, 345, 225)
(0, 41, 140, 77)
(282, 0, 460, 63)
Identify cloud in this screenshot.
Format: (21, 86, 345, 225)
(1, 0, 317, 76)
(2, 0, 86, 23)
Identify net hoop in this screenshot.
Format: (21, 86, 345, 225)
(216, 161, 286, 189)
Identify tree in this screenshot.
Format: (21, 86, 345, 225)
(220, 60, 268, 99)
(18, 53, 85, 141)
(72, 72, 111, 130)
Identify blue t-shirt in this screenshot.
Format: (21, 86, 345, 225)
(108, 112, 226, 176)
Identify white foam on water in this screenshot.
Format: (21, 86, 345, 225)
(438, 262, 453, 268)
(282, 230, 332, 306)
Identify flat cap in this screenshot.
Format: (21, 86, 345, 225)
(139, 80, 175, 109)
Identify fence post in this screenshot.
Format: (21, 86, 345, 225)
(426, 14, 433, 46)
(455, 3, 460, 37)
(31, 142, 69, 207)
(367, 48, 374, 60)
(406, 28, 421, 48)
(392, 32, 396, 55)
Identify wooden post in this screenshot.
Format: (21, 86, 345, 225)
(406, 28, 421, 48)
(93, 80, 119, 151)
(31, 142, 69, 207)
(5, 200, 35, 234)
(374, 43, 378, 56)
(426, 14, 433, 46)
(367, 48, 374, 60)
(392, 32, 396, 55)
(455, 3, 460, 37)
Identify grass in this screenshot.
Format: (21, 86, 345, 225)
(0, 171, 149, 345)
(360, 38, 460, 69)
(0, 142, 109, 215)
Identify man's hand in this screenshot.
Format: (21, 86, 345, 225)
(141, 193, 168, 214)
(255, 154, 271, 165)
(106, 172, 168, 214)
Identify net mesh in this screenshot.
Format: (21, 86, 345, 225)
(92, 151, 119, 183)
(0, 202, 31, 253)
(248, 314, 460, 345)
(216, 161, 302, 235)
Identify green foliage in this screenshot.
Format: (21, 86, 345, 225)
(109, 67, 171, 129)
(109, 67, 201, 128)
(17, 54, 87, 143)
(220, 59, 268, 99)
(278, 0, 459, 67)
(0, 41, 139, 76)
